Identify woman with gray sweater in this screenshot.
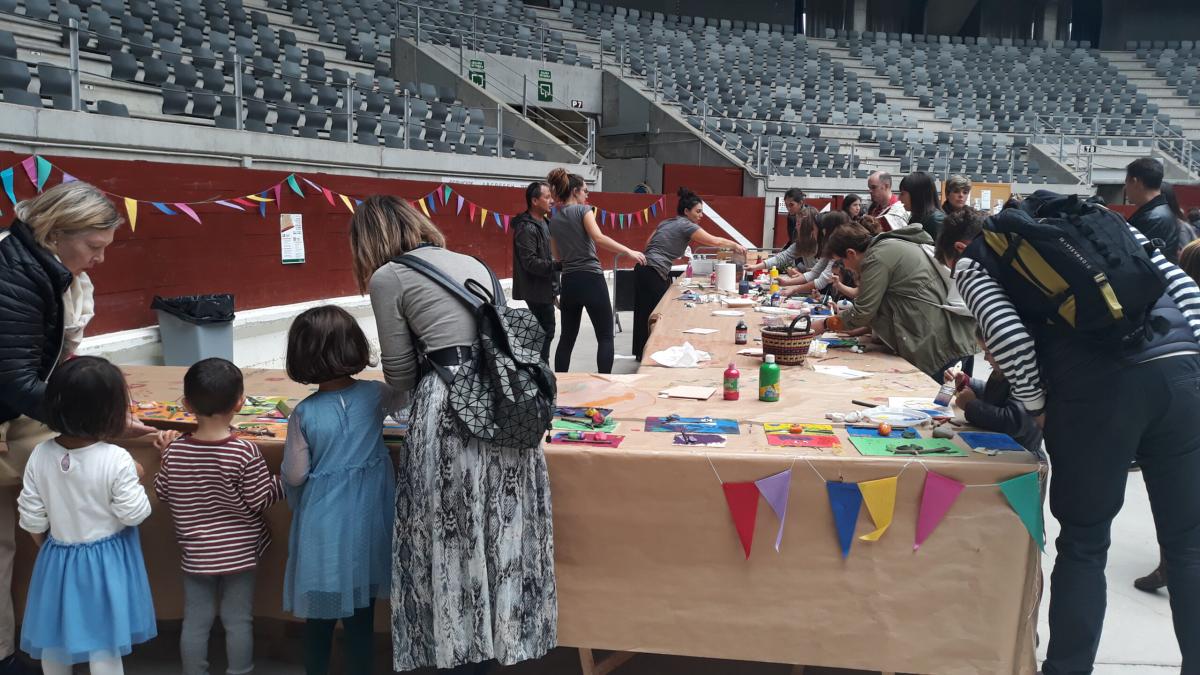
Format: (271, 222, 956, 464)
(350, 196, 556, 675)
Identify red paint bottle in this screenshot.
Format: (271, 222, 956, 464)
(723, 362, 740, 401)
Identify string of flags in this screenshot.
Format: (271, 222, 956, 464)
(710, 455, 1044, 560)
(1, 155, 665, 234)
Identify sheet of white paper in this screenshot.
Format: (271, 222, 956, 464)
(681, 328, 720, 335)
(813, 364, 872, 380)
(712, 310, 745, 317)
(649, 342, 712, 368)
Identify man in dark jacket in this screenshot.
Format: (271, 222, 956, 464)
(1126, 157, 1181, 262)
(511, 181, 560, 362)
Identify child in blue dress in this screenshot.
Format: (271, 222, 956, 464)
(17, 356, 158, 675)
(281, 306, 402, 675)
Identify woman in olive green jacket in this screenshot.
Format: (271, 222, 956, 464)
(811, 223, 978, 379)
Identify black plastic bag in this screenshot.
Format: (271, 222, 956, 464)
(150, 294, 235, 325)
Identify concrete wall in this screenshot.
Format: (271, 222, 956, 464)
(1098, 0, 1200, 48)
(391, 38, 583, 163)
(601, 156, 663, 192)
(438, 47, 604, 115)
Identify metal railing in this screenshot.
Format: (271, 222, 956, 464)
(1, 10, 544, 157)
(1034, 113, 1200, 181)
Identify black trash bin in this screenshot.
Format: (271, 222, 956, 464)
(150, 294, 235, 366)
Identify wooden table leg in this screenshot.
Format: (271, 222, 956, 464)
(578, 648, 636, 675)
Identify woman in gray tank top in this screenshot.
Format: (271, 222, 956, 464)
(633, 187, 745, 360)
(546, 168, 645, 373)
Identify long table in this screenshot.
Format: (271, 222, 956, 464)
(13, 284, 1041, 674)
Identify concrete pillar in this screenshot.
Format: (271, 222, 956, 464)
(1042, 0, 1059, 41)
(853, 0, 867, 32)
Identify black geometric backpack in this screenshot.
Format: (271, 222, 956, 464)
(392, 254, 556, 448)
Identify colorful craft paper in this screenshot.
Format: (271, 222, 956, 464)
(999, 472, 1044, 550)
(827, 482, 863, 558)
(849, 437, 966, 457)
(644, 417, 740, 434)
(958, 432, 1026, 452)
(763, 423, 834, 435)
(722, 482, 760, 560)
(845, 426, 920, 439)
(755, 469, 792, 552)
(765, 434, 841, 448)
(547, 432, 625, 448)
(858, 476, 898, 542)
(915, 472, 965, 551)
(672, 433, 726, 447)
(553, 418, 618, 433)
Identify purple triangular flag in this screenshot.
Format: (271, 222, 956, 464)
(754, 469, 792, 552)
(61, 172, 77, 184)
(456, 194, 464, 214)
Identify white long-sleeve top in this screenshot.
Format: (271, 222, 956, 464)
(18, 439, 151, 543)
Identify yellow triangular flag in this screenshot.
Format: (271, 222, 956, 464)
(643, 208, 649, 222)
(417, 198, 430, 217)
(858, 476, 898, 542)
(481, 208, 488, 225)
(339, 194, 355, 213)
(124, 198, 138, 232)
(244, 194, 271, 202)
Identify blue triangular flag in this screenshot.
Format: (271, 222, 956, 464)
(0, 168, 14, 206)
(150, 202, 177, 215)
(426, 194, 437, 213)
(827, 481, 863, 558)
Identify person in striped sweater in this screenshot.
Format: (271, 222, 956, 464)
(154, 358, 284, 675)
(945, 198, 1200, 675)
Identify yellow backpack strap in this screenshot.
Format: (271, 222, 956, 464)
(981, 230, 1081, 327)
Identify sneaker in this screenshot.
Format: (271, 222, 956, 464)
(0, 654, 37, 675)
(1134, 564, 1167, 593)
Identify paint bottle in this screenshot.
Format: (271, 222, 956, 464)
(734, 320, 748, 344)
(685, 261, 693, 278)
(723, 362, 740, 401)
(738, 277, 750, 296)
(759, 354, 781, 402)
(769, 266, 780, 294)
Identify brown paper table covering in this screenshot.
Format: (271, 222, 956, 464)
(13, 353, 1040, 674)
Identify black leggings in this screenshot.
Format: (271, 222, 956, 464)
(632, 264, 672, 361)
(303, 599, 375, 675)
(555, 271, 614, 373)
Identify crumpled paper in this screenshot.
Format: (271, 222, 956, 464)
(650, 342, 712, 368)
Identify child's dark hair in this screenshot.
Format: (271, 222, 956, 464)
(286, 306, 372, 385)
(676, 187, 702, 215)
(936, 207, 984, 266)
(43, 356, 129, 440)
(184, 358, 244, 416)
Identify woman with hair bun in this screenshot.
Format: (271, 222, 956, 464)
(546, 168, 645, 373)
(632, 187, 745, 360)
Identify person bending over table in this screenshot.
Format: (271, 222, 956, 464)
(808, 222, 977, 380)
(748, 205, 820, 277)
(633, 187, 744, 361)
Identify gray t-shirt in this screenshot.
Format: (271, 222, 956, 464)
(643, 216, 700, 279)
(549, 204, 602, 275)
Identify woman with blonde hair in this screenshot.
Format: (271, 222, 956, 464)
(349, 195, 556, 675)
(0, 181, 150, 674)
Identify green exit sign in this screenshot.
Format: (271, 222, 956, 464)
(470, 59, 485, 70)
(538, 69, 552, 80)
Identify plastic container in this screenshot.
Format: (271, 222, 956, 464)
(723, 362, 740, 401)
(734, 320, 748, 345)
(150, 294, 235, 367)
(759, 354, 781, 402)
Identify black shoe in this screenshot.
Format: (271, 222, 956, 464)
(0, 654, 38, 675)
(1134, 565, 1167, 593)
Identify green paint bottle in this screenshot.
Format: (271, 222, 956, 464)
(759, 354, 781, 402)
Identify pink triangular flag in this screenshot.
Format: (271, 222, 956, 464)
(754, 469, 791, 552)
(272, 182, 283, 209)
(21, 156, 37, 186)
(173, 203, 201, 224)
(914, 472, 965, 551)
(722, 482, 759, 560)
(321, 187, 335, 205)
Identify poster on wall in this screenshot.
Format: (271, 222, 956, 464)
(281, 213, 305, 264)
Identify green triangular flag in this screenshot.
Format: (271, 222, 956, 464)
(286, 175, 304, 197)
(442, 184, 451, 204)
(999, 472, 1044, 550)
(35, 156, 51, 192)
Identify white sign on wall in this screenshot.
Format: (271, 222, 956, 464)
(280, 213, 305, 264)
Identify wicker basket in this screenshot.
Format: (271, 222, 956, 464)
(761, 315, 814, 366)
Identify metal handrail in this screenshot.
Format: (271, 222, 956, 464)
(1034, 113, 1200, 180)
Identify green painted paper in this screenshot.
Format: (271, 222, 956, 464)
(848, 436, 967, 457)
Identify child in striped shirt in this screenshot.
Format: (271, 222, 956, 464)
(154, 358, 284, 675)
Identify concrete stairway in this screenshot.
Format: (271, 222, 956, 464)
(1104, 50, 1200, 139)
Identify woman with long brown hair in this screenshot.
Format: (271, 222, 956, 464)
(349, 196, 556, 675)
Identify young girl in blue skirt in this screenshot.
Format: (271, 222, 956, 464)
(280, 306, 402, 675)
(17, 356, 157, 675)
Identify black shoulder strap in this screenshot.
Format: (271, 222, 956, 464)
(392, 254, 485, 312)
(471, 256, 506, 307)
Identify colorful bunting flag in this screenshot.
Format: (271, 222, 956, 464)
(258, 192, 268, 218)
(150, 202, 176, 215)
(643, 208, 649, 223)
(999, 472, 1044, 550)
(339, 193, 355, 213)
(21, 157, 37, 190)
(174, 203, 201, 224)
(456, 195, 464, 214)
(481, 208, 488, 226)
(124, 198, 138, 232)
(286, 175, 304, 196)
(426, 193, 437, 213)
(915, 472, 965, 551)
(468, 202, 476, 222)
(35, 156, 50, 191)
(858, 476, 898, 542)
(722, 481, 760, 560)
(443, 185, 451, 204)
(272, 183, 283, 210)
(232, 198, 255, 208)
(244, 194, 270, 202)
(1, 168, 14, 206)
(417, 198, 430, 217)
(502, 214, 511, 231)
(61, 173, 77, 184)
(827, 482, 863, 558)
(754, 469, 792, 552)
(214, 200, 243, 210)
(651, 201, 658, 216)
(493, 212, 501, 227)
(321, 188, 335, 206)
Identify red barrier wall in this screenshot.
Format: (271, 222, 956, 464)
(0, 152, 763, 335)
(662, 164, 744, 197)
(771, 197, 837, 249)
(1174, 184, 1200, 213)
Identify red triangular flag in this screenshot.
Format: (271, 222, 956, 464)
(468, 202, 476, 221)
(321, 187, 335, 206)
(722, 482, 759, 560)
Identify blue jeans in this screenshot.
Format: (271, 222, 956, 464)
(1042, 354, 1200, 674)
